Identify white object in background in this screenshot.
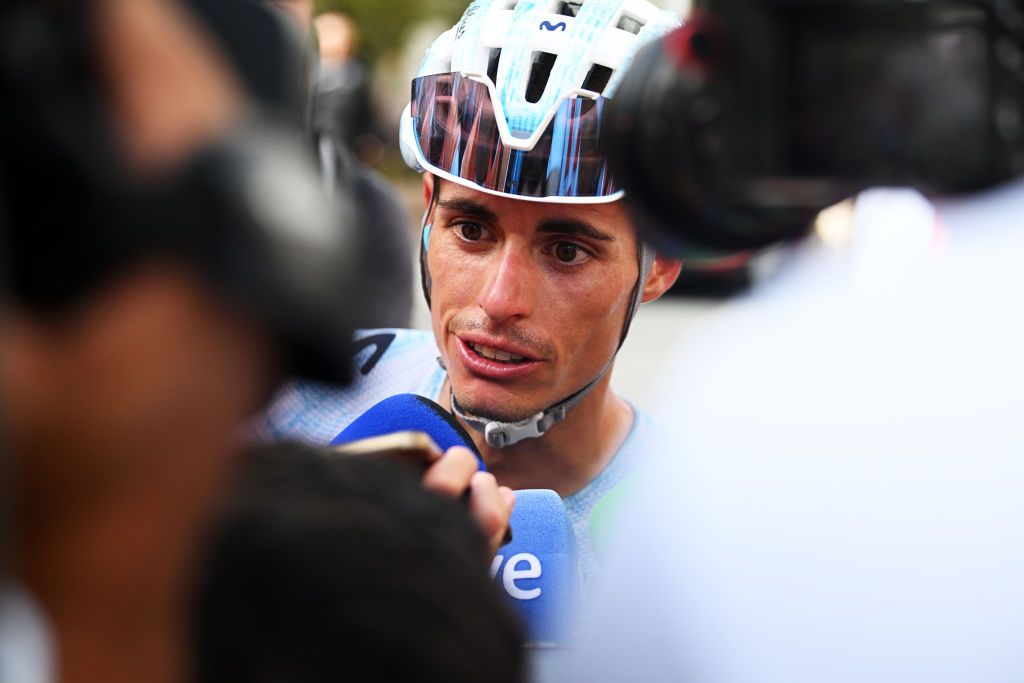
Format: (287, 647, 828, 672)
(568, 178, 1024, 683)
(0, 585, 54, 683)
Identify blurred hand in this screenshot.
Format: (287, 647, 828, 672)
(423, 446, 515, 556)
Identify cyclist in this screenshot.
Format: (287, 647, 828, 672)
(264, 0, 683, 589)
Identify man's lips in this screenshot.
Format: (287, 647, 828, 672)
(457, 334, 540, 363)
(453, 336, 544, 380)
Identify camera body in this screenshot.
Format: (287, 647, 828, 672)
(606, 0, 1024, 257)
(0, 0, 359, 384)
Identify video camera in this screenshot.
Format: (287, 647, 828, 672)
(0, 0, 360, 384)
(605, 0, 1024, 258)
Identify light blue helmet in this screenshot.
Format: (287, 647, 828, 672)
(402, 0, 682, 448)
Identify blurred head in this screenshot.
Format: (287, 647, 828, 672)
(0, 267, 276, 519)
(315, 12, 358, 64)
(0, 0, 350, 530)
(193, 442, 526, 683)
(400, 1, 683, 444)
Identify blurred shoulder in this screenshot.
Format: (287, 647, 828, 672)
(260, 328, 445, 443)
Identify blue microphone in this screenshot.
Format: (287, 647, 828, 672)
(330, 394, 484, 470)
(491, 489, 582, 645)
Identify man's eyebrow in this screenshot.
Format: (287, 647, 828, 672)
(436, 197, 499, 224)
(537, 219, 614, 242)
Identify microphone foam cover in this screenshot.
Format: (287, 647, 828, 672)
(330, 393, 484, 468)
(493, 489, 581, 645)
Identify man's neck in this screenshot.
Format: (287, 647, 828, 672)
(443, 375, 635, 497)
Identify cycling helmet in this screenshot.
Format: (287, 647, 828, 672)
(400, 0, 680, 202)
(401, 0, 681, 448)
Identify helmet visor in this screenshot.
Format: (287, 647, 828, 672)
(410, 72, 620, 201)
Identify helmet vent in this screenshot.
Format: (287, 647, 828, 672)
(487, 48, 502, 86)
(617, 14, 644, 34)
(525, 51, 558, 104)
(555, 1, 584, 17)
(581, 64, 613, 95)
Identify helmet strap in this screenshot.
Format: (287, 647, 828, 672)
(438, 355, 615, 449)
(618, 241, 655, 348)
(418, 174, 439, 308)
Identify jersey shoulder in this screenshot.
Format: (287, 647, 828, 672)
(563, 404, 657, 593)
(261, 328, 445, 444)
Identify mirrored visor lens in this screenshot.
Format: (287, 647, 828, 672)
(410, 73, 619, 199)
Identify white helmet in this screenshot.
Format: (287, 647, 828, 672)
(400, 0, 681, 202)
(403, 0, 681, 448)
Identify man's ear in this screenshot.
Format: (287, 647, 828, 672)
(641, 254, 683, 303)
(423, 173, 436, 206)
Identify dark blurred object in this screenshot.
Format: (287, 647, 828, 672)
(187, 0, 315, 127)
(320, 143, 414, 329)
(193, 441, 526, 683)
(266, 0, 314, 29)
(0, 2, 359, 681)
(314, 12, 386, 165)
(667, 254, 754, 298)
(0, 0, 360, 384)
(606, 0, 1024, 259)
(195, 0, 413, 329)
(310, 11, 415, 329)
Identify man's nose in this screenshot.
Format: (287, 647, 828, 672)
(478, 244, 535, 325)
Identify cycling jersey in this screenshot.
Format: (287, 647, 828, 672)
(261, 327, 655, 592)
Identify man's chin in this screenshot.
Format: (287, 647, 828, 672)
(451, 393, 539, 425)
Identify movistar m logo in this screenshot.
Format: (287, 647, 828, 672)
(539, 20, 567, 32)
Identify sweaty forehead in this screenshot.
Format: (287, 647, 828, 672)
(435, 181, 635, 241)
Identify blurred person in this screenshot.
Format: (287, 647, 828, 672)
(571, 186, 1024, 683)
(564, 1, 1024, 680)
(312, 11, 414, 329)
(314, 13, 385, 165)
(255, 2, 415, 328)
(327, 146, 416, 329)
(263, 0, 684, 594)
(0, 1, 511, 682)
(193, 442, 525, 683)
(0, 1, 299, 681)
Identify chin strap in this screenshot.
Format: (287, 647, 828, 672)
(438, 355, 613, 449)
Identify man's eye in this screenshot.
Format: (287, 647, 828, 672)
(553, 242, 591, 266)
(456, 222, 485, 241)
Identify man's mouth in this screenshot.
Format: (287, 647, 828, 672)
(466, 341, 529, 365)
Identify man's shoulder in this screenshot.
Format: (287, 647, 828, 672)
(562, 404, 659, 593)
(261, 328, 445, 444)
(348, 328, 438, 377)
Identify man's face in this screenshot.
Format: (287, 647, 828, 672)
(427, 181, 641, 423)
(0, 268, 276, 518)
